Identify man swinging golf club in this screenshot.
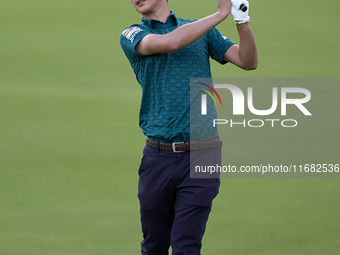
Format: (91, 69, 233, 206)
(120, 0, 258, 254)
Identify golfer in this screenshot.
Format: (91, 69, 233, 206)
(120, 0, 258, 254)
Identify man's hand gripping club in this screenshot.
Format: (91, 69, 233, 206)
(231, 0, 250, 24)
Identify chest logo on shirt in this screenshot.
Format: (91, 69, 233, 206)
(123, 26, 143, 43)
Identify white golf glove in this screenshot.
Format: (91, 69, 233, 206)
(231, 0, 250, 24)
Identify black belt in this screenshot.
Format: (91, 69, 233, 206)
(146, 135, 222, 153)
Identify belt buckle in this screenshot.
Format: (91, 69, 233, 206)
(172, 142, 185, 153)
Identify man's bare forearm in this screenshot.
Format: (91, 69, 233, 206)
(237, 22, 258, 69)
(164, 11, 229, 52)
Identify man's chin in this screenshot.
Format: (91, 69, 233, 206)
(139, 9, 152, 16)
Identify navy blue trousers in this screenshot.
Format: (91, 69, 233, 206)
(138, 145, 221, 255)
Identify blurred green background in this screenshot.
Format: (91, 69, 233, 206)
(1, 0, 339, 254)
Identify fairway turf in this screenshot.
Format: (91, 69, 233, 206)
(1, 0, 339, 254)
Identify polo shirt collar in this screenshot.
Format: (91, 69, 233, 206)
(141, 10, 178, 29)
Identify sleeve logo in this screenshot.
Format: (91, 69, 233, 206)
(123, 27, 143, 43)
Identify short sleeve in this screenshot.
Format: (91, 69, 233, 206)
(207, 27, 235, 65)
(120, 25, 151, 61)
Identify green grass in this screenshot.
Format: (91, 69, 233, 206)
(1, 0, 339, 254)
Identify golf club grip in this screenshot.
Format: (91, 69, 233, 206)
(239, 3, 247, 12)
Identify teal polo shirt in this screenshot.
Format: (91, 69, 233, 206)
(120, 11, 235, 143)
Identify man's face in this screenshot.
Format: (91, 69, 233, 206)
(129, 0, 166, 15)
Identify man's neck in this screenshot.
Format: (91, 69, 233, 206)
(142, 6, 171, 23)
